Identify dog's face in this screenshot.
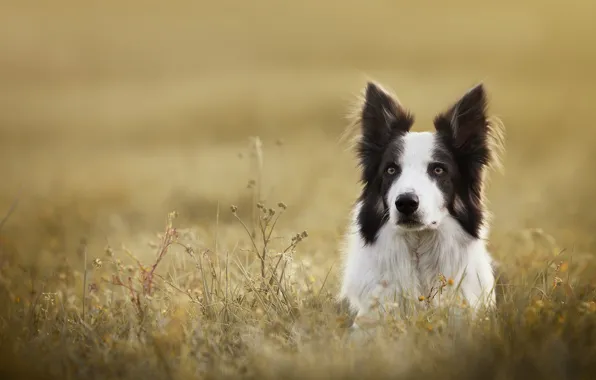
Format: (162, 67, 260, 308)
(356, 82, 494, 243)
(382, 131, 456, 231)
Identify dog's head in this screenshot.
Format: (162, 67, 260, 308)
(355, 82, 501, 243)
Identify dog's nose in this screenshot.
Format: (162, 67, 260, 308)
(395, 193, 419, 215)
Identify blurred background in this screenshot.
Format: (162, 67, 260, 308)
(1, 0, 595, 272)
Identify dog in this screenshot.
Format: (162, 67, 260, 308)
(339, 81, 504, 328)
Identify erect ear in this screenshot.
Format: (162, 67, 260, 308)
(434, 84, 488, 155)
(434, 84, 492, 239)
(357, 82, 413, 180)
(361, 81, 413, 142)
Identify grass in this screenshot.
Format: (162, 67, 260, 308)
(2, 140, 596, 379)
(2, 0, 596, 378)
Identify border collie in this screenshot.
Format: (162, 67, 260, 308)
(339, 81, 503, 327)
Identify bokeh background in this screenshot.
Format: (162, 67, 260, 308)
(1, 0, 596, 279)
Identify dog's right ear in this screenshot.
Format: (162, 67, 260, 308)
(361, 82, 413, 139)
(357, 82, 413, 182)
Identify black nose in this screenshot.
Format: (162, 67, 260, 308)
(395, 193, 419, 215)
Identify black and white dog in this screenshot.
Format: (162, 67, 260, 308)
(339, 82, 503, 326)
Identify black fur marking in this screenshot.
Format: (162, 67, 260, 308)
(433, 84, 491, 238)
(356, 82, 414, 244)
(429, 144, 458, 212)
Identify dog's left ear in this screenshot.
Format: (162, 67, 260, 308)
(434, 84, 488, 154)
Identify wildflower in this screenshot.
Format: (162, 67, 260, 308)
(92, 258, 102, 268)
(418, 295, 426, 302)
(278, 202, 287, 210)
(447, 278, 455, 286)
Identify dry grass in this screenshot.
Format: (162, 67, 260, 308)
(1, 0, 596, 378)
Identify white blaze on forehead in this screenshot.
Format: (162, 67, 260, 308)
(388, 131, 448, 228)
(400, 132, 435, 168)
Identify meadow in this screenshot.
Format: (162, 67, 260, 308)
(1, 0, 596, 378)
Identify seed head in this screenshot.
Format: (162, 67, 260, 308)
(92, 258, 102, 269)
(277, 202, 287, 210)
(230, 205, 238, 214)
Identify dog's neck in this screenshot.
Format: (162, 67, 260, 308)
(371, 215, 478, 287)
(388, 216, 474, 255)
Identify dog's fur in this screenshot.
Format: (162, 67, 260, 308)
(339, 82, 503, 326)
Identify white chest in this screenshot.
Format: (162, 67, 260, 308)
(339, 216, 495, 318)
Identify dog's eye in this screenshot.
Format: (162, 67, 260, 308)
(386, 165, 398, 175)
(430, 163, 447, 176)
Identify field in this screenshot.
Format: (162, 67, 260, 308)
(1, 0, 596, 378)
